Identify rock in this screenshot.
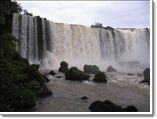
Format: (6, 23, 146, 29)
(30, 64, 40, 70)
(89, 100, 138, 112)
(37, 85, 52, 97)
(81, 96, 88, 100)
(106, 65, 117, 72)
(49, 70, 56, 76)
(140, 68, 150, 85)
(124, 106, 138, 112)
(65, 67, 89, 81)
(59, 61, 68, 73)
(84, 65, 99, 74)
(127, 73, 133, 76)
(93, 71, 107, 83)
(56, 76, 62, 78)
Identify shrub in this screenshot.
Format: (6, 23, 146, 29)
(12, 89, 36, 109)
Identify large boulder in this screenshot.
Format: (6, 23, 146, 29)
(93, 71, 107, 83)
(106, 65, 117, 72)
(84, 65, 99, 74)
(89, 100, 138, 112)
(140, 68, 150, 85)
(65, 67, 89, 81)
(59, 61, 68, 73)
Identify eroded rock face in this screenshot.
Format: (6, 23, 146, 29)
(93, 71, 107, 83)
(89, 100, 138, 112)
(59, 61, 68, 73)
(83, 65, 99, 74)
(65, 67, 89, 81)
(106, 65, 117, 72)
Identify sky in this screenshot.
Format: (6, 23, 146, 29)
(17, 0, 150, 28)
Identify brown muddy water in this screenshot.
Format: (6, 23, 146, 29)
(34, 70, 150, 112)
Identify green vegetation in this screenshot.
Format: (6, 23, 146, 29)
(65, 67, 89, 81)
(0, 1, 52, 112)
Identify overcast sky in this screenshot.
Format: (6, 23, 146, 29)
(17, 0, 150, 28)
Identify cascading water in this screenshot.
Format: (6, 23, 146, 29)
(12, 13, 150, 72)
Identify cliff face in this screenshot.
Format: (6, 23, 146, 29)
(12, 13, 150, 71)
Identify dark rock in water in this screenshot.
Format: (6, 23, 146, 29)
(124, 106, 138, 112)
(93, 71, 107, 83)
(30, 64, 40, 70)
(65, 67, 89, 81)
(37, 85, 52, 97)
(59, 61, 68, 73)
(81, 96, 88, 100)
(49, 70, 56, 76)
(89, 100, 138, 112)
(106, 65, 117, 72)
(56, 76, 62, 78)
(140, 68, 150, 85)
(127, 73, 133, 76)
(84, 65, 99, 74)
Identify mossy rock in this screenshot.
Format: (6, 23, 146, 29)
(59, 61, 68, 73)
(65, 67, 89, 81)
(93, 71, 107, 83)
(84, 64, 99, 74)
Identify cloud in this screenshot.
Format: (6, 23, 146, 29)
(17, 1, 150, 28)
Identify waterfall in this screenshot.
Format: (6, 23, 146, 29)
(12, 13, 150, 72)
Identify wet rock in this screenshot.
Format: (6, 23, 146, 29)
(56, 76, 62, 78)
(84, 65, 99, 74)
(59, 61, 68, 73)
(89, 100, 138, 112)
(81, 96, 88, 100)
(65, 67, 89, 81)
(140, 68, 150, 85)
(49, 70, 56, 76)
(106, 65, 117, 72)
(127, 73, 133, 76)
(93, 71, 107, 83)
